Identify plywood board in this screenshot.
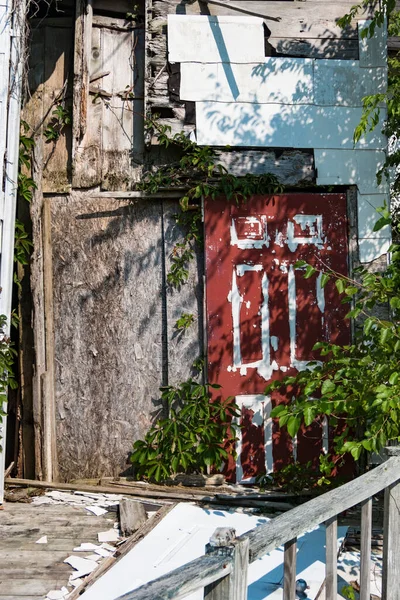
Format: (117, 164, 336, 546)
(196, 102, 387, 150)
(168, 15, 265, 63)
(314, 61, 387, 106)
(314, 149, 389, 194)
(359, 20, 387, 67)
(357, 193, 391, 238)
(180, 59, 314, 104)
(51, 192, 164, 480)
(163, 201, 203, 386)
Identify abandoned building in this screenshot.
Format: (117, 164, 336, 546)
(0, 0, 393, 497)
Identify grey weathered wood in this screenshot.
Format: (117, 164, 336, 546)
(119, 497, 147, 536)
(382, 451, 400, 600)
(241, 456, 400, 562)
(359, 498, 372, 600)
(216, 150, 314, 185)
(325, 516, 337, 600)
(115, 554, 232, 600)
(90, 190, 185, 199)
(183, 1, 374, 40)
(0, 502, 115, 598)
(283, 538, 296, 600)
(204, 528, 249, 600)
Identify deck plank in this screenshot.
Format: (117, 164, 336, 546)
(0, 500, 118, 598)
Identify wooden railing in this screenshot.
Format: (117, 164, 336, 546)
(116, 448, 400, 600)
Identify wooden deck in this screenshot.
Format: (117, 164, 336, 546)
(0, 501, 117, 599)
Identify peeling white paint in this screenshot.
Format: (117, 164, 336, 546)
(230, 216, 269, 249)
(234, 395, 273, 482)
(236, 263, 263, 276)
(287, 214, 324, 252)
(270, 336, 279, 351)
(288, 265, 310, 371)
(230, 270, 243, 369)
(316, 271, 325, 315)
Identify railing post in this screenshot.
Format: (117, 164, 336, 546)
(383, 447, 400, 600)
(359, 497, 372, 600)
(325, 516, 337, 600)
(283, 538, 297, 600)
(204, 527, 249, 600)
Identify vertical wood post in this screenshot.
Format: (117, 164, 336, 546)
(360, 497, 372, 600)
(383, 448, 400, 600)
(325, 516, 337, 600)
(204, 527, 249, 600)
(283, 538, 297, 600)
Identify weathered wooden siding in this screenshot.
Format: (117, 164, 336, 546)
(50, 193, 203, 480)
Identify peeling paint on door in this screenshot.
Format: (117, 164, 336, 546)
(205, 194, 350, 482)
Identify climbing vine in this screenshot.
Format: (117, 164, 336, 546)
(137, 116, 284, 327)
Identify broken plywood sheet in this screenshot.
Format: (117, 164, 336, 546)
(79, 503, 347, 600)
(51, 192, 164, 480)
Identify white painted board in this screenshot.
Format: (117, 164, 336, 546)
(314, 149, 389, 194)
(359, 20, 387, 68)
(359, 237, 391, 263)
(80, 503, 347, 600)
(358, 193, 391, 238)
(167, 15, 265, 63)
(196, 102, 387, 150)
(314, 60, 387, 106)
(180, 58, 314, 104)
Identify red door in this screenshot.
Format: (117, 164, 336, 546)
(205, 193, 350, 482)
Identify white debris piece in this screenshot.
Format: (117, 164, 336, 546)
(86, 554, 102, 562)
(64, 555, 98, 576)
(98, 529, 120, 543)
(46, 588, 69, 600)
(73, 542, 100, 552)
(36, 535, 48, 544)
(86, 505, 108, 516)
(69, 577, 84, 588)
(100, 543, 116, 553)
(94, 547, 113, 558)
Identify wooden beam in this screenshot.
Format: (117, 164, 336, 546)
(203, 0, 280, 21)
(241, 456, 400, 562)
(325, 516, 337, 600)
(359, 498, 372, 600)
(283, 539, 296, 600)
(72, 0, 93, 187)
(382, 448, 400, 600)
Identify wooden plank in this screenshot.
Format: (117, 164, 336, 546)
(182, 1, 373, 39)
(283, 538, 296, 600)
(100, 27, 136, 189)
(268, 37, 358, 59)
(359, 498, 372, 600)
(325, 516, 337, 600)
(382, 449, 400, 600)
(42, 25, 73, 193)
(73, 0, 104, 187)
(216, 150, 314, 185)
(42, 197, 58, 482)
(163, 201, 204, 386)
(119, 497, 147, 536)
(72, 15, 103, 188)
(116, 555, 231, 600)
(241, 456, 400, 562)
